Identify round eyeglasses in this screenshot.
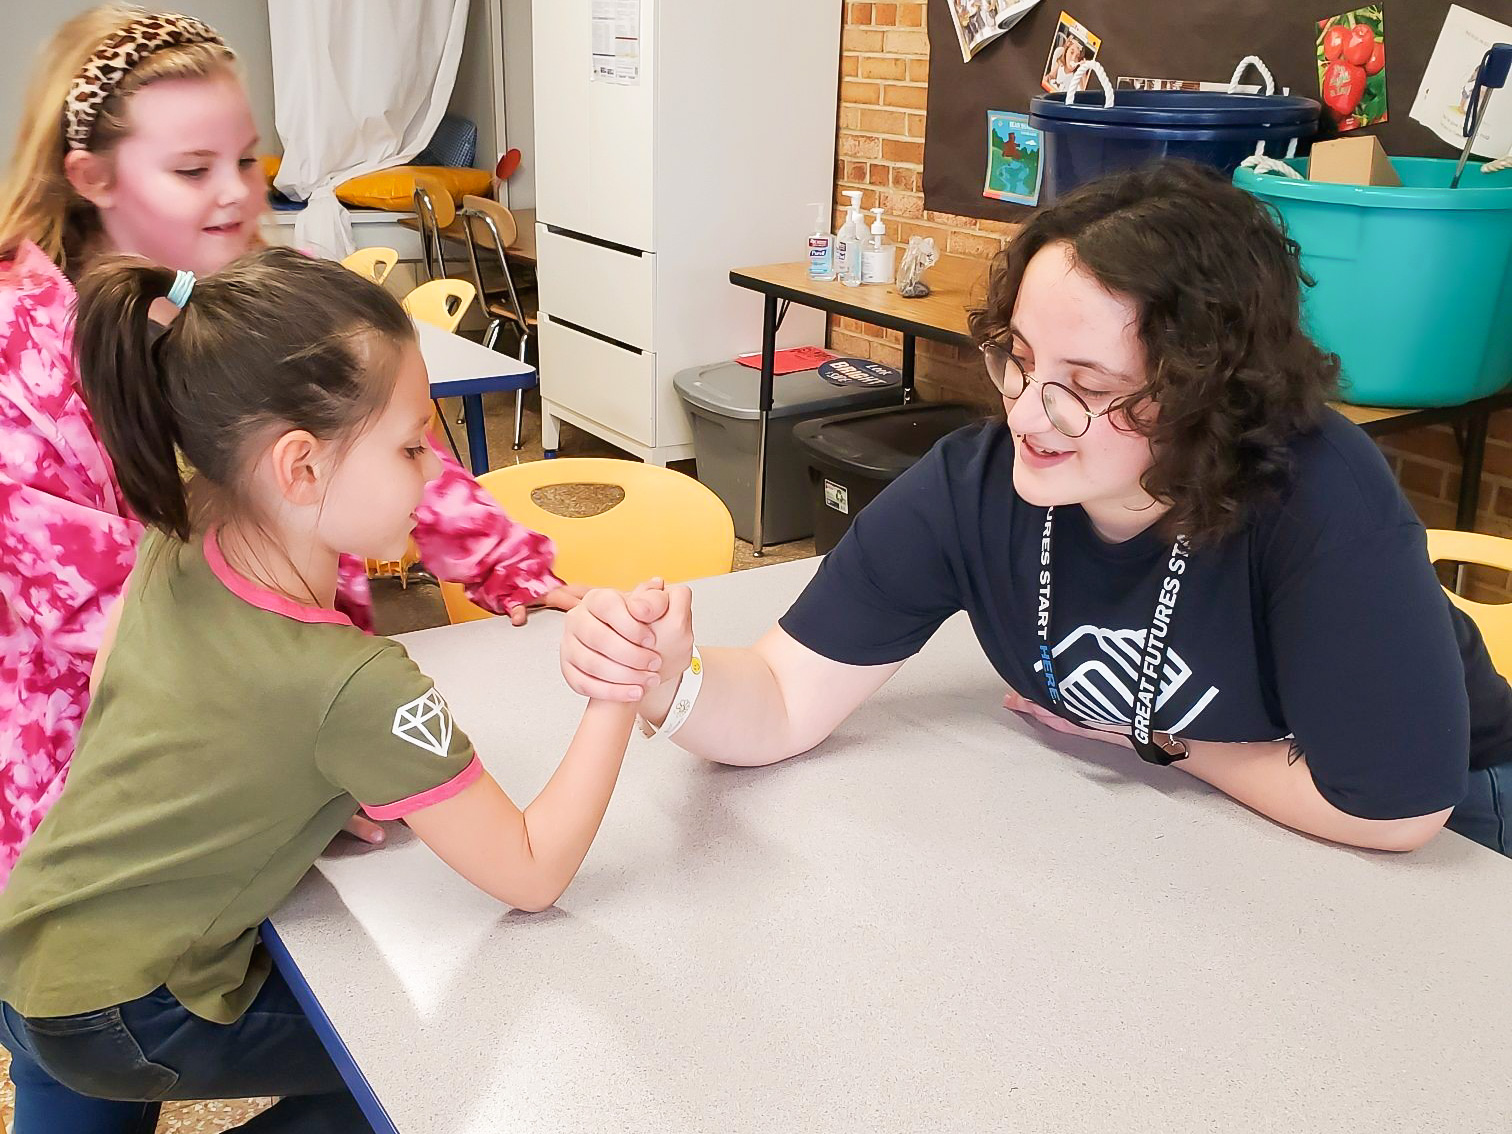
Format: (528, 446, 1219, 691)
(979, 341, 1135, 439)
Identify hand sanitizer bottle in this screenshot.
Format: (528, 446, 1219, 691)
(861, 207, 896, 284)
(807, 202, 835, 281)
(836, 191, 865, 288)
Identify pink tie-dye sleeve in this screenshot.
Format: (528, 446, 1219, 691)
(409, 434, 564, 614)
(0, 473, 139, 656)
(1, 245, 144, 886)
(334, 555, 376, 633)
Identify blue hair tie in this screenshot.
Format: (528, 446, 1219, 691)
(166, 270, 196, 309)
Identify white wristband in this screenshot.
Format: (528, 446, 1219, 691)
(639, 646, 703, 739)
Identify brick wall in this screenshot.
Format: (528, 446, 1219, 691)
(832, 1, 1512, 600)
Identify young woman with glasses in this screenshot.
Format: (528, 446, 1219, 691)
(558, 160, 1512, 858)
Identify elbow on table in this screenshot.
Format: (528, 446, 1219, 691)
(1352, 808, 1453, 853)
(473, 862, 571, 912)
(508, 893, 560, 915)
(696, 727, 831, 768)
(495, 878, 567, 914)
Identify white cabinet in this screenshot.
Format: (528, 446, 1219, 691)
(532, 0, 842, 464)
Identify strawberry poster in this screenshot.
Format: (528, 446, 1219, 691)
(1317, 5, 1387, 132)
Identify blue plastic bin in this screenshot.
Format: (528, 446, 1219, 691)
(1029, 90, 1319, 204)
(1236, 157, 1512, 407)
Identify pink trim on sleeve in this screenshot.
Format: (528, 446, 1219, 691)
(362, 754, 484, 820)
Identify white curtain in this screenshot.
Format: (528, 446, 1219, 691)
(268, 0, 469, 258)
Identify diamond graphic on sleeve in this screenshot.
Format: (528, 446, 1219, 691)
(392, 689, 453, 757)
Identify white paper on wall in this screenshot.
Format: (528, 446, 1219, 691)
(1409, 4, 1512, 159)
(592, 0, 641, 84)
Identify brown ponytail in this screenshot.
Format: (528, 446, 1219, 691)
(73, 258, 192, 537)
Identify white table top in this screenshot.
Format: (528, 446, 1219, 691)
(273, 559, 1512, 1134)
(413, 317, 533, 386)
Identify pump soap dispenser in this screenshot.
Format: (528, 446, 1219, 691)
(836, 190, 865, 288)
(861, 207, 895, 285)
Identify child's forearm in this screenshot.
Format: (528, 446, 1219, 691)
(518, 700, 637, 905)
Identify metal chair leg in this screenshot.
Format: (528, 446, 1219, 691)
(433, 400, 464, 463)
(460, 318, 508, 425)
(515, 328, 532, 450)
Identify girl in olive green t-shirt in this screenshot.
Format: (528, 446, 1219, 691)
(0, 248, 654, 1132)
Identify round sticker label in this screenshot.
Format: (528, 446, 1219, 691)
(818, 358, 900, 388)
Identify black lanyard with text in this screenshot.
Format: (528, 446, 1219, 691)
(1035, 506, 1192, 765)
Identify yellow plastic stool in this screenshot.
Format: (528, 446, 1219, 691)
(401, 278, 476, 333)
(340, 246, 399, 286)
(1426, 528, 1512, 677)
(441, 458, 735, 624)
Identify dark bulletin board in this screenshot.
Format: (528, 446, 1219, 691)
(923, 1, 1512, 222)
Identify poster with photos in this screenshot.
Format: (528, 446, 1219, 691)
(1041, 11, 1102, 93)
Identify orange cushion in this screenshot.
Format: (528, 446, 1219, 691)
(335, 166, 492, 211)
(256, 157, 491, 212)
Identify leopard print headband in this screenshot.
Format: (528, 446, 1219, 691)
(64, 10, 227, 151)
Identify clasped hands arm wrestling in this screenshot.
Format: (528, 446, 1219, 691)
(556, 583, 1450, 854)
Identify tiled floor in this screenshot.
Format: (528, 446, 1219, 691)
(1, 390, 816, 1131)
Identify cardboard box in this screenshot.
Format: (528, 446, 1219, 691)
(1307, 136, 1402, 187)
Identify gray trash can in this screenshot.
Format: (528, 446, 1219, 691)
(675, 359, 902, 545)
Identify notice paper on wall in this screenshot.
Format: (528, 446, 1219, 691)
(1409, 4, 1512, 159)
(591, 0, 641, 85)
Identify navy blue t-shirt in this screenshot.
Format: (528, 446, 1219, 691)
(780, 412, 1512, 821)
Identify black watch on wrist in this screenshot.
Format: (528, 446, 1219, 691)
(1134, 731, 1189, 766)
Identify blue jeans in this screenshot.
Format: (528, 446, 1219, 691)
(0, 964, 370, 1133)
(1447, 762, 1509, 856)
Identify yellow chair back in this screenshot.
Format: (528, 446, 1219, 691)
(459, 194, 519, 250)
(411, 171, 457, 229)
(441, 458, 735, 624)
(340, 246, 399, 285)
(1426, 528, 1512, 677)
(402, 278, 476, 333)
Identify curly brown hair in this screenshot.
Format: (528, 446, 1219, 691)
(968, 160, 1339, 546)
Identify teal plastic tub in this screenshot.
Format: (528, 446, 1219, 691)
(1234, 157, 1512, 407)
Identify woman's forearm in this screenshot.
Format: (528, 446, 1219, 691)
(638, 631, 904, 767)
(637, 646, 812, 766)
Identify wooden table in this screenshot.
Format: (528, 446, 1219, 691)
(266, 559, 1512, 1134)
(1335, 397, 1512, 529)
(414, 318, 536, 475)
(728, 259, 982, 554)
(729, 259, 1512, 550)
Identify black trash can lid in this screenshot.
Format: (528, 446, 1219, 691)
(794, 403, 980, 479)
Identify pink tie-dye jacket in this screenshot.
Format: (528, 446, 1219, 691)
(0, 240, 561, 887)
